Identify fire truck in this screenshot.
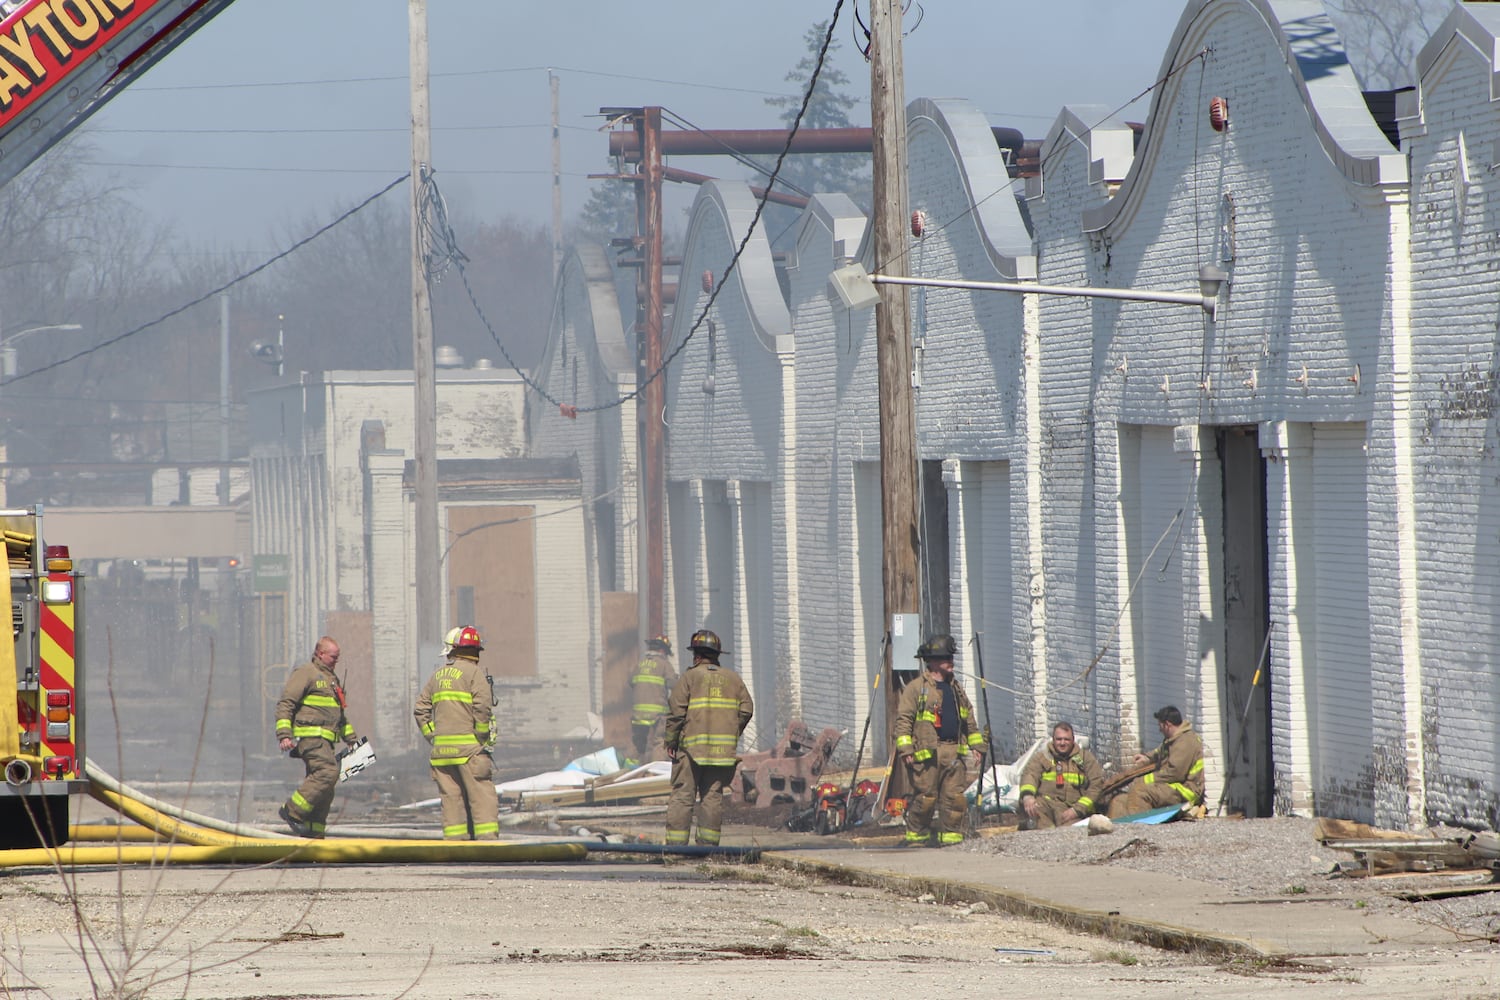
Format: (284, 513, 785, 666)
(0, 507, 83, 849)
(0, 3, 241, 847)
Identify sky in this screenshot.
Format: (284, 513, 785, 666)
(67, 0, 1190, 255)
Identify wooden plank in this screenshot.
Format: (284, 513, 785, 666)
(600, 592, 639, 752)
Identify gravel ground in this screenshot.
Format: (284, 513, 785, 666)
(964, 815, 1500, 943)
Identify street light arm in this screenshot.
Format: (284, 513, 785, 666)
(867, 273, 1218, 314)
(0, 323, 83, 347)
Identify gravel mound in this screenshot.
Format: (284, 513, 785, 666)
(964, 815, 1500, 941)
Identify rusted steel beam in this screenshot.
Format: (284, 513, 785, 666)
(610, 127, 873, 159)
(662, 166, 808, 208)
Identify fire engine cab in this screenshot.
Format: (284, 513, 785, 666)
(0, 506, 84, 849)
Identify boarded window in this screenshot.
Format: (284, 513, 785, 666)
(446, 506, 537, 678)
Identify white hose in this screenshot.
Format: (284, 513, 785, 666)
(84, 760, 292, 840)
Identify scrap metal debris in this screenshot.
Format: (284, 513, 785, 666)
(1316, 818, 1500, 878)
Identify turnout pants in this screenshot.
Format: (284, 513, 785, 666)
(904, 742, 968, 845)
(1108, 777, 1187, 819)
(1029, 795, 1081, 829)
(665, 755, 735, 845)
(432, 754, 500, 840)
(285, 737, 338, 838)
(630, 716, 667, 762)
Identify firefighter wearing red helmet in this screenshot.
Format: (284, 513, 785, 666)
(413, 625, 499, 839)
(663, 629, 753, 846)
(894, 634, 987, 847)
(626, 634, 677, 766)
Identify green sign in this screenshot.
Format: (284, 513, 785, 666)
(253, 554, 289, 593)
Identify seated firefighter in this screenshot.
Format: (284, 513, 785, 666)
(1018, 721, 1105, 829)
(1106, 704, 1205, 819)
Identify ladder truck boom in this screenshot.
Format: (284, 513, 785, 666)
(0, 0, 239, 191)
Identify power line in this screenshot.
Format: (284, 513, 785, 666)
(118, 64, 818, 101)
(78, 161, 592, 178)
(443, 0, 849, 415)
(4, 174, 410, 386)
(82, 123, 598, 136)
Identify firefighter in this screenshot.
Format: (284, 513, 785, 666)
(1018, 721, 1106, 829)
(275, 635, 358, 838)
(663, 629, 753, 846)
(626, 634, 676, 766)
(1106, 704, 1206, 819)
(414, 625, 499, 840)
(894, 634, 987, 847)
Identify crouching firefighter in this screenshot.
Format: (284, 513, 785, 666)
(414, 626, 500, 840)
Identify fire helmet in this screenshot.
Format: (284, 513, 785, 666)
(915, 634, 957, 661)
(446, 625, 484, 655)
(689, 629, 727, 658)
(647, 634, 673, 656)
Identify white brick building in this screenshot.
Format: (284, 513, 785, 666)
(248, 368, 592, 751)
(521, 0, 1500, 828)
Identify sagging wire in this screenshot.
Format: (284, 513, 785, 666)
(962, 507, 1185, 701)
(852, 1, 924, 59)
(448, 0, 849, 416)
(7, 173, 411, 386)
(438, 482, 623, 567)
(416, 164, 467, 283)
(659, 107, 814, 200)
(869, 47, 1208, 278)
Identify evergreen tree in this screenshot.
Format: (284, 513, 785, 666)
(758, 20, 870, 246)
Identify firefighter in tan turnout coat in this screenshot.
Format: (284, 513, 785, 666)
(663, 629, 753, 846)
(414, 625, 499, 840)
(627, 634, 676, 765)
(894, 634, 987, 847)
(1106, 704, 1206, 819)
(275, 635, 358, 838)
(1019, 721, 1106, 829)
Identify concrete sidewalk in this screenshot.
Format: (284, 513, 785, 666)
(759, 843, 1454, 959)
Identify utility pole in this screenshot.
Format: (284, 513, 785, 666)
(410, 0, 441, 653)
(219, 293, 230, 505)
(550, 69, 563, 279)
(638, 108, 666, 639)
(870, 0, 920, 740)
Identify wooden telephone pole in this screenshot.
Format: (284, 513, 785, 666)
(410, 0, 441, 653)
(870, 0, 921, 740)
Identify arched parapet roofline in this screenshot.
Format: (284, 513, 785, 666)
(788, 192, 869, 274)
(527, 243, 629, 432)
(1031, 104, 1136, 198)
(907, 97, 1036, 280)
(674, 180, 792, 356)
(1083, 0, 1405, 236)
(1399, 4, 1500, 140)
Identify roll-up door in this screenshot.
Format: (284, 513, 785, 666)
(1309, 422, 1373, 820)
(960, 460, 1014, 758)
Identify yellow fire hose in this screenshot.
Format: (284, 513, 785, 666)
(0, 840, 588, 868)
(68, 825, 164, 843)
(0, 773, 591, 868)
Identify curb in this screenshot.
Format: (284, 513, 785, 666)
(760, 850, 1280, 960)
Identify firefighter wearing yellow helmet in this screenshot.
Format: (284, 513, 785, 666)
(413, 625, 499, 839)
(626, 634, 677, 766)
(663, 629, 753, 846)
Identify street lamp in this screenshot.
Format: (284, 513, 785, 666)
(0, 323, 84, 378)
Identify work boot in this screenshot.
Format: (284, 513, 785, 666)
(278, 804, 313, 838)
